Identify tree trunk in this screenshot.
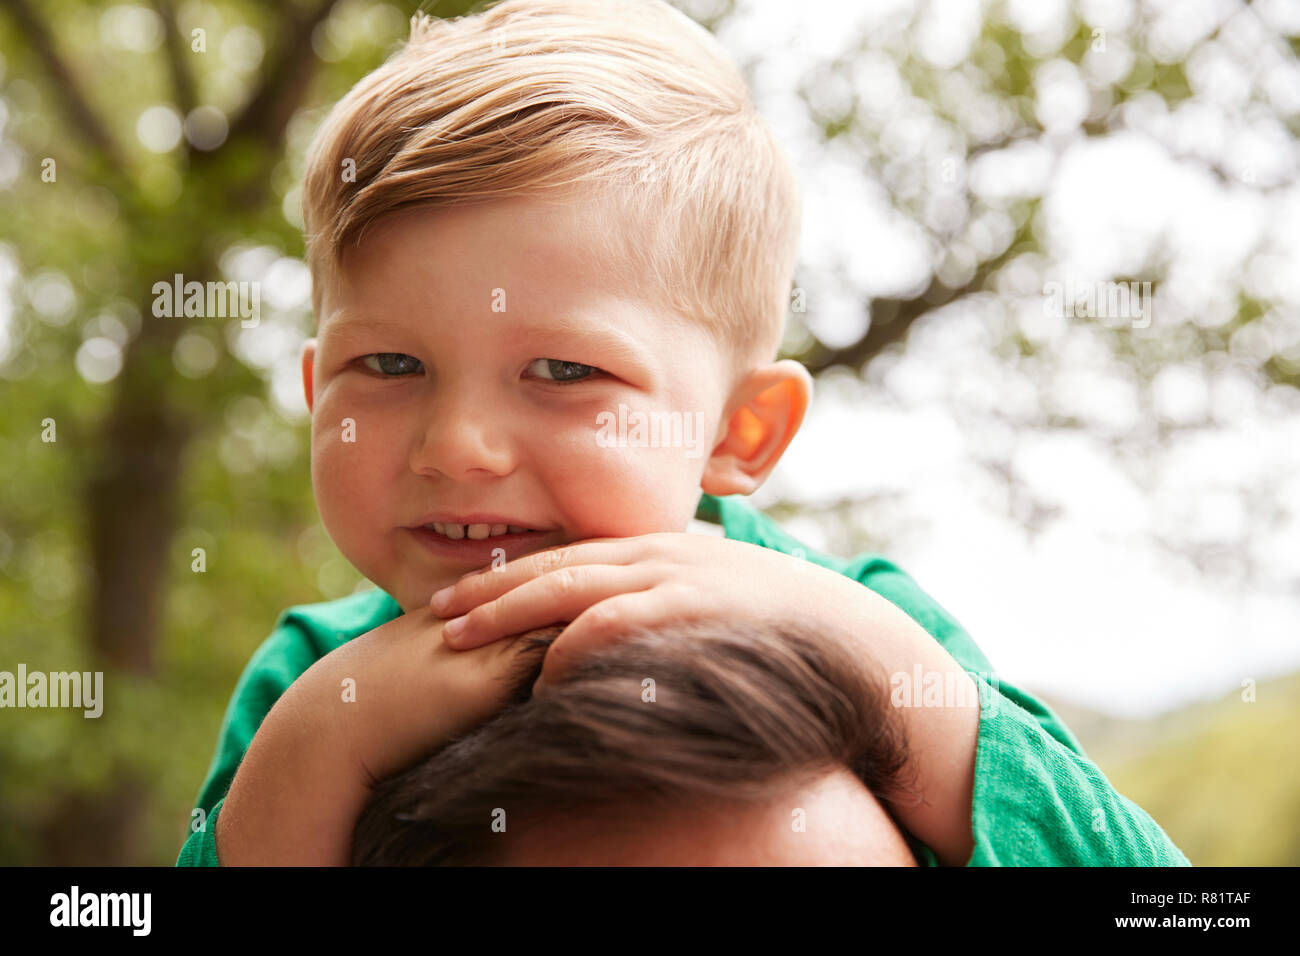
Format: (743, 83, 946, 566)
(84, 316, 191, 676)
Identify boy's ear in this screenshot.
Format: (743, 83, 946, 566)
(701, 359, 812, 497)
(301, 339, 317, 414)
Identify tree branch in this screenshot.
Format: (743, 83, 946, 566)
(152, 0, 197, 121)
(797, 216, 1033, 375)
(220, 0, 342, 149)
(0, 0, 128, 172)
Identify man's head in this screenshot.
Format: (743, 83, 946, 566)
(352, 621, 919, 866)
(298, 0, 812, 611)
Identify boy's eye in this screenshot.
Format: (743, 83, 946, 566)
(360, 353, 423, 377)
(526, 359, 603, 383)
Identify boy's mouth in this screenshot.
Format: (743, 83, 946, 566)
(406, 513, 558, 564)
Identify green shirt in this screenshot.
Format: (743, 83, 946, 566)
(177, 493, 1190, 867)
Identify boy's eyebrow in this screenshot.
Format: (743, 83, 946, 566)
(527, 313, 649, 367)
(319, 311, 411, 340)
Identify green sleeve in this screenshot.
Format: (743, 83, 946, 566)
(966, 674, 1191, 866)
(848, 558, 1188, 866)
(176, 796, 224, 866)
(175, 618, 324, 867)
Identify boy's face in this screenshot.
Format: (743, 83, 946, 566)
(302, 195, 732, 612)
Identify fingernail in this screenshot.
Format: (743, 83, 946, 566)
(430, 585, 453, 612)
(443, 615, 466, 640)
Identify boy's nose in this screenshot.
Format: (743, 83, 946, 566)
(409, 393, 515, 480)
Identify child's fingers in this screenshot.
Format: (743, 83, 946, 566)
(430, 537, 643, 617)
(533, 588, 681, 693)
(441, 563, 659, 650)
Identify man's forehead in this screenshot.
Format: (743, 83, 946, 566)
(500, 769, 916, 865)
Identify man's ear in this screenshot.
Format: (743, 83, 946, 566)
(701, 359, 812, 497)
(301, 339, 316, 414)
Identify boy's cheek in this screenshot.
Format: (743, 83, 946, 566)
(544, 447, 701, 539)
(310, 438, 391, 547)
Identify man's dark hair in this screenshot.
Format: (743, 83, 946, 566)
(352, 620, 915, 865)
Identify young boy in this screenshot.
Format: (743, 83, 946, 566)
(177, 0, 1188, 866)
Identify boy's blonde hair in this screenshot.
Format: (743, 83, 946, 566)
(301, 0, 802, 370)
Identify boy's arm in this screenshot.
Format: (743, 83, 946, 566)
(183, 605, 550, 865)
(215, 650, 382, 866)
(849, 558, 1190, 866)
(177, 619, 325, 866)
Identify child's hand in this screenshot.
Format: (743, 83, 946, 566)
(319, 605, 544, 786)
(430, 533, 983, 866)
(218, 606, 542, 865)
(431, 534, 891, 690)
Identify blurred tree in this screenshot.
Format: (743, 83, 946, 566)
(3, 0, 375, 671)
(0, 0, 478, 864)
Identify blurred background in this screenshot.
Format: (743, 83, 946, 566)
(0, 0, 1296, 865)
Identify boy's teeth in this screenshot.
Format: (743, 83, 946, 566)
(423, 522, 536, 539)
